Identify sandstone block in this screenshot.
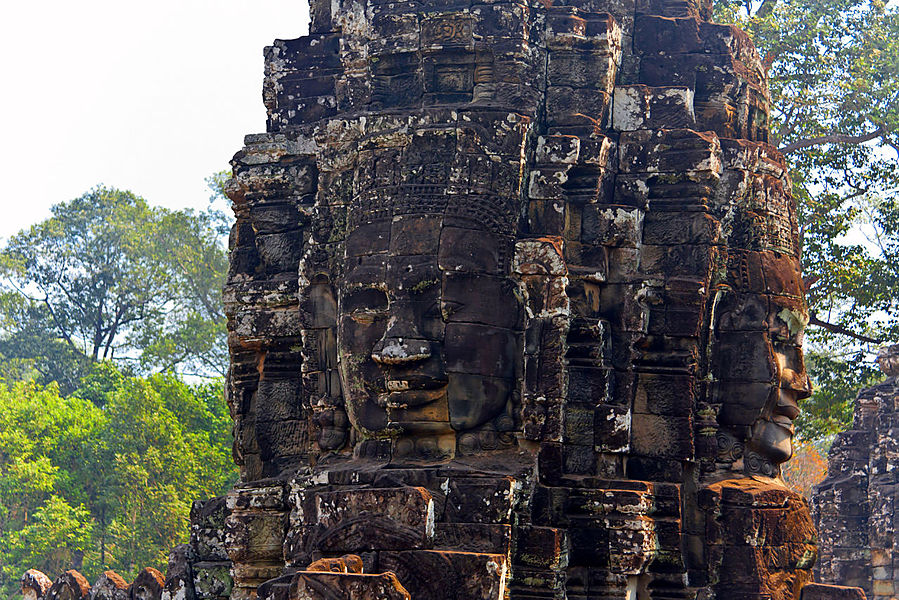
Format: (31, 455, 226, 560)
(290, 572, 410, 600)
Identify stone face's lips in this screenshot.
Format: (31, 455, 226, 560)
(386, 378, 447, 392)
(387, 380, 410, 392)
(384, 388, 447, 408)
(373, 351, 431, 365)
(772, 415, 795, 434)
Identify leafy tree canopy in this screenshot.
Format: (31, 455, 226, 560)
(0, 186, 229, 391)
(0, 366, 237, 596)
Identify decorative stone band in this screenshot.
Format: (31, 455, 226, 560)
(347, 186, 519, 237)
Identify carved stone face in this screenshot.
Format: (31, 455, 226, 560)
(715, 251, 811, 477)
(337, 215, 522, 459)
(747, 341, 809, 466)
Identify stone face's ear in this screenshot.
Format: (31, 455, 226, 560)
(513, 237, 572, 445)
(298, 272, 347, 454)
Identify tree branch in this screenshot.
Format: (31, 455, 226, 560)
(780, 127, 887, 154)
(40, 297, 79, 353)
(809, 314, 883, 344)
(102, 301, 128, 360)
(776, 103, 800, 144)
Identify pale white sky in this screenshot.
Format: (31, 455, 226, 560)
(0, 1, 310, 241)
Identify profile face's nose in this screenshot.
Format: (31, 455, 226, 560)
(371, 335, 432, 365)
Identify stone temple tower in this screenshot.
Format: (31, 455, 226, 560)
(212, 0, 822, 599)
(21, 2, 883, 599)
(814, 345, 899, 600)
(24, 2, 870, 600)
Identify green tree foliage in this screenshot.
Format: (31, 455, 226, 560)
(3, 497, 95, 581)
(0, 186, 230, 390)
(715, 0, 899, 439)
(0, 368, 237, 596)
(0, 181, 237, 593)
(135, 208, 230, 376)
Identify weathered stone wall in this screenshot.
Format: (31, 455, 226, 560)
(814, 347, 899, 600)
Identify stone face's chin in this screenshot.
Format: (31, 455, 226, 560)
(751, 418, 795, 466)
(447, 374, 512, 432)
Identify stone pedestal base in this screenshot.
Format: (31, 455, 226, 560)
(801, 583, 867, 600)
(699, 479, 816, 600)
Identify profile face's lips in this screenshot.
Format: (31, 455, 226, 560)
(772, 414, 796, 434)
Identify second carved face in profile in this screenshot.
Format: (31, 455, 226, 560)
(714, 253, 812, 478)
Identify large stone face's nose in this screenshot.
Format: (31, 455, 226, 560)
(371, 335, 432, 364)
(371, 313, 432, 365)
(775, 389, 802, 421)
